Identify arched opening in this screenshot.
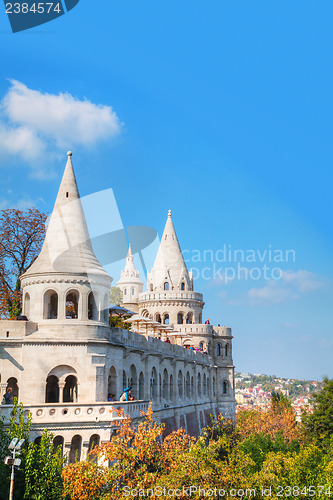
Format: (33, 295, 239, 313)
(223, 380, 229, 394)
(53, 436, 64, 455)
(186, 372, 190, 398)
(164, 282, 169, 291)
(162, 369, 168, 399)
(151, 368, 158, 401)
(199, 342, 204, 350)
(191, 376, 194, 398)
(34, 436, 42, 446)
(170, 374, 173, 400)
(24, 292, 30, 319)
(43, 290, 58, 319)
(198, 373, 201, 398)
(207, 377, 210, 397)
(159, 374, 162, 402)
(186, 312, 193, 324)
(155, 313, 161, 323)
(181, 282, 185, 291)
(139, 372, 144, 400)
(131, 288, 135, 296)
(163, 314, 169, 325)
(199, 313, 202, 324)
(141, 309, 149, 318)
(177, 313, 184, 324)
(150, 284, 153, 291)
(130, 365, 137, 400)
(63, 375, 78, 403)
(108, 367, 117, 400)
(216, 343, 221, 356)
(69, 435, 82, 463)
(6, 377, 19, 401)
(66, 290, 79, 319)
(225, 344, 229, 357)
(88, 434, 100, 463)
(122, 370, 127, 390)
(124, 288, 127, 296)
(88, 291, 99, 321)
(45, 375, 59, 403)
(203, 374, 207, 397)
(177, 370, 183, 399)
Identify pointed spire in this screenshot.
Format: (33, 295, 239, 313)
(21, 152, 110, 279)
(148, 210, 192, 291)
(117, 244, 143, 283)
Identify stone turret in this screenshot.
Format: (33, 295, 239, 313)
(139, 211, 204, 325)
(20, 152, 112, 325)
(116, 244, 143, 312)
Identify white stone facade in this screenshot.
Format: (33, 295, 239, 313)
(0, 153, 235, 461)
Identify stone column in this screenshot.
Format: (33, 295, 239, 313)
(58, 382, 65, 403)
(58, 291, 66, 320)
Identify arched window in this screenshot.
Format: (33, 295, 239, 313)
(155, 313, 161, 323)
(6, 377, 19, 402)
(88, 291, 99, 321)
(163, 369, 168, 399)
(66, 289, 79, 319)
(53, 436, 64, 455)
(163, 314, 169, 325)
(198, 373, 201, 397)
(151, 368, 158, 400)
(186, 372, 190, 398)
(69, 435, 82, 463)
(186, 312, 193, 324)
(181, 282, 185, 291)
(124, 288, 127, 295)
(223, 380, 229, 394)
(24, 292, 30, 319)
(63, 375, 78, 403)
(216, 343, 221, 356)
(139, 372, 144, 400)
(164, 282, 169, 291)
(131, 288, 135, 295)
(88, 434, 100, 463)
(203, 374, 207, 396)
(225, 344, 229, 357)
(177, 313, 184, 324)
(159, 374, 162, 402)
(34, 436, 42, 446)
(177, 370, 183, 398)
(170, 374, 173, 400)
(43, 290, 58, 319)
(45, 375, 59, 403)
(150, 284, 153, 291)
(199, 342, 204, 350)
(108, 366, 117, 399)
(191, 376, 194, 398)
(130, 364, 137, 400)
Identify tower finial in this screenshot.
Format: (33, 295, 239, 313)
(67, 151, 72, 157)
(168, 209, 172, 218)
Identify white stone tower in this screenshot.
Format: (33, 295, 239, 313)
(139, 210, 204, 325)
(20, 152, 112, 330)
(116, 244, 144, 312)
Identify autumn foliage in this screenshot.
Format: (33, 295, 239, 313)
(0, 208, 47, 318)
(62, 396, 333, 500)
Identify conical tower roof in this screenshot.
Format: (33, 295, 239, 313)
(117, 244, 143, 285)
(149, 210, 191, 290)
(21, 152, 110, 280)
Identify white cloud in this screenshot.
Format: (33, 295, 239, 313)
(247, 269, 324, 306)
(248, 281, 296, 305)
(281, 270, 323, 292)
(0, 80, 122, 176)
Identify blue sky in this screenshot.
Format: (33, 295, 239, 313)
(0, 1, 332, 379)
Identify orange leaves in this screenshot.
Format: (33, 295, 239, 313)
(62, 461, 108, 500)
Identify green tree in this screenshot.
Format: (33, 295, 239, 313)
(109, 287, 123, 306)
(302, 377, 333, 447)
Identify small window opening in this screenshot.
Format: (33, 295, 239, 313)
(6, 331, 9, 338)
(66, 192, 69, 198)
